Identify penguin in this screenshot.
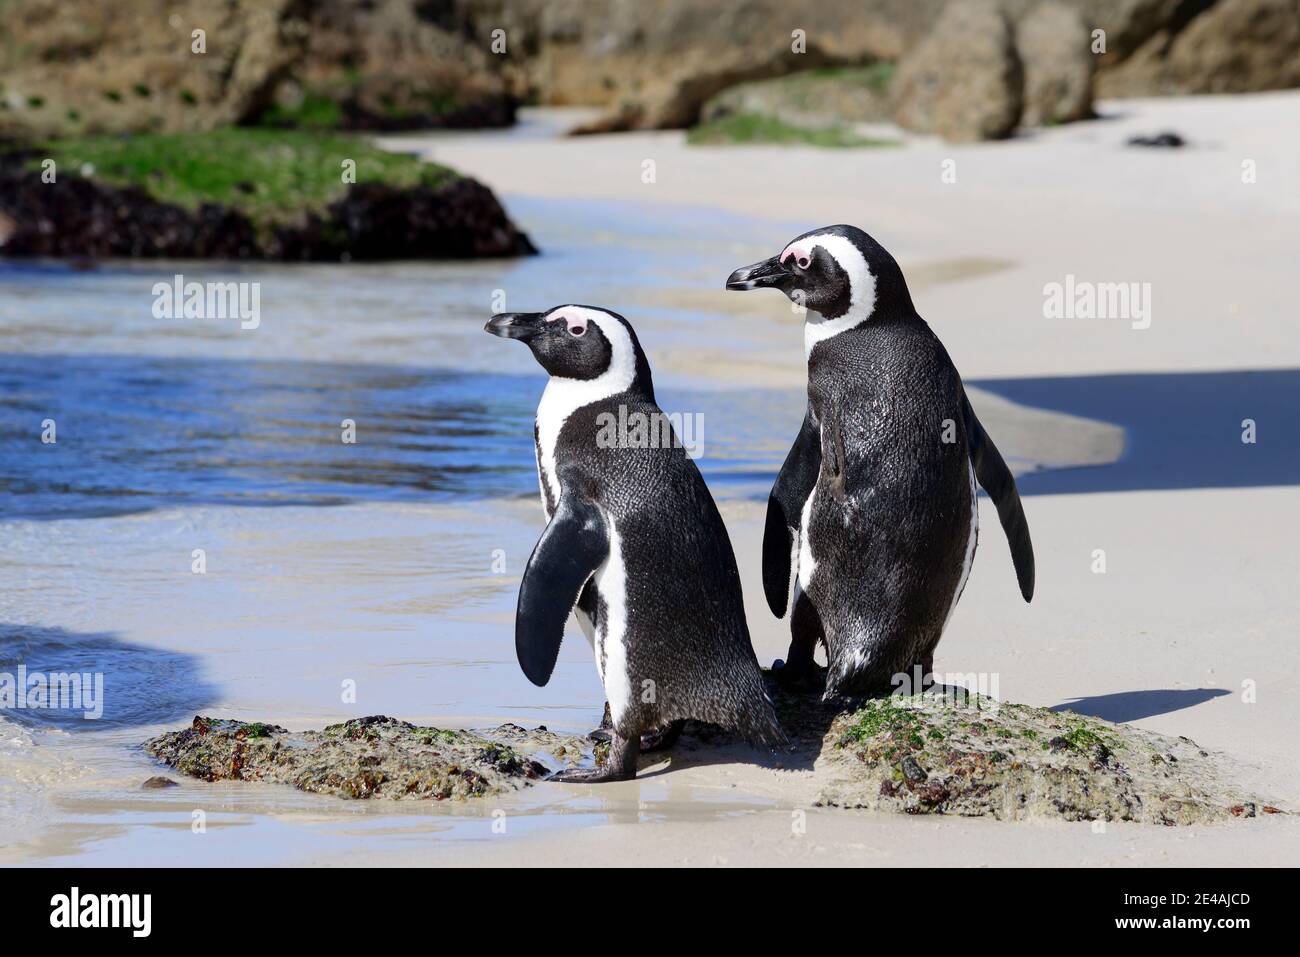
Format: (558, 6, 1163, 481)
(484, 304, 784, 781)
(725, 225, 1034, 701)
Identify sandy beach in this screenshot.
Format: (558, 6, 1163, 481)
(3, 92, 1298, 867)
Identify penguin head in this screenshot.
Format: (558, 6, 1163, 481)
(485, 304, 654, 393)
(725, 224, 912, 325)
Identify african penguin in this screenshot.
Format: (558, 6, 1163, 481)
(485, 304, 784, 781)
(726, 225, 1034, 701)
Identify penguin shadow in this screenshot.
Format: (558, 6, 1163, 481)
(0, 624, 218, 731)
(972, 369, 1300, 495)
(1049, 688, 1231, 723)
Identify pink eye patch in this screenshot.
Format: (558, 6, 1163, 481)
(549, 311, 588, 335)
(781, 245, 812, 269)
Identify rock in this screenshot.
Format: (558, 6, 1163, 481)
(698, 65, 896, 130)
(815, 691, 1280, 824)
(891, 0, 1024, 141)
(1097, 0, 1300, 97)
(144, 715, 592, 800)
(140, 776, 180, 790)
(0, 156, 536, 260)
(1018, 2, 1095, 126)
(1127, 130, 1186, 147)
(0, 0, 514, 140)
(258, 0, 517, 131)
(487, 0, 950, 132)
(143, 684, 1286, 822)
(0, 0, 305, 140)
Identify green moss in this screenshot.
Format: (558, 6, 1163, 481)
(28, 129, 456, 232)
(798, 62, 896, 93)
(688, 112, 899, 149)
(838, 697, 922, 746)
(1058, 722, 1121, 753)
(255, 91, 344, 130)
(240, 722, 276, 739)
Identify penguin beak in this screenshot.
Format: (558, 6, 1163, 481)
(484, 312, 546, 341)
(726, 256, 788, 291)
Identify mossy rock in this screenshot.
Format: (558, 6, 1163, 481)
(144, 715, 590, 801)
(816, 691, 1283, 825)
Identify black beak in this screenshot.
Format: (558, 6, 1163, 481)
(484, 312, 546, 341)
(726, 255, 788, 291)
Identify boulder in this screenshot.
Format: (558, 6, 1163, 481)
(258, 0, 517, 131)
(0, 147, 537, 260)
(891, 0, 1024, 141)
(0, 0, 515, 140)
(1097, 0, 1300, 96)
(698, 65, 896, 130)
(472, 0, 949, 131)
(0, 0, 304, 140)
(1018, 1, 1095, 125)
(143, 715, 591, 800)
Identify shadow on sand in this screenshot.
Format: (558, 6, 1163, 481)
(1051, 688, 1231, 723)
(972, 369, 1300, 495)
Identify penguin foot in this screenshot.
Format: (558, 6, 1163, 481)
(548, 764, 635, 783)
(551, 731, 639, 783)
(772, 657, 822, 693)
(639, 719, 685, 753)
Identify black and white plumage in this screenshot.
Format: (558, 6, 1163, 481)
(485, 304, 783, 781)
(726, 226, 1034, 700)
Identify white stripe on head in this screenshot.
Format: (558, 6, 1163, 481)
(788, 233, 877, 358)
(535, 306, 637, 508)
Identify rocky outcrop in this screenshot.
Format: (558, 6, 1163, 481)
(0, 0, 515, 140)
(699, 66, 896, 130)
(1096, 0, 1300, 96)
(144, 715, 591, 800)
(144, 682, 1287, 824)
(1018, 2, 1096, 125)
(256, 0, 517, 131)
(467, 0, 1295, 135)
(476, 0, 950, 132)
(892, 1, 1024, 141)
(814, 693, 1277, 823)
(0, 158, 537, 260)
(4, 1, 1294, 142)
(0, 0, 307, 140)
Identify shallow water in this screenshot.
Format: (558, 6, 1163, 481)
(0, 180, 1113, 863)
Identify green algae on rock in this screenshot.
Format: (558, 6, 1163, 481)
(816, 692, 1281, 825)
(0, 129, 537, 260)
(144, 715, 587, 801)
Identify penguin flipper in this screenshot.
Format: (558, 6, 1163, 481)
(961, 391, 1035, 602)
(763, 407, 822, 617)
(516, 488, 609, 686)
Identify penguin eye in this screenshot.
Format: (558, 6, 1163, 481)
(796, 255, 811, 270)
(568, 324, 586, 337)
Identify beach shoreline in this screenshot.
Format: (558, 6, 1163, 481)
(2, 92, 1298, 866)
